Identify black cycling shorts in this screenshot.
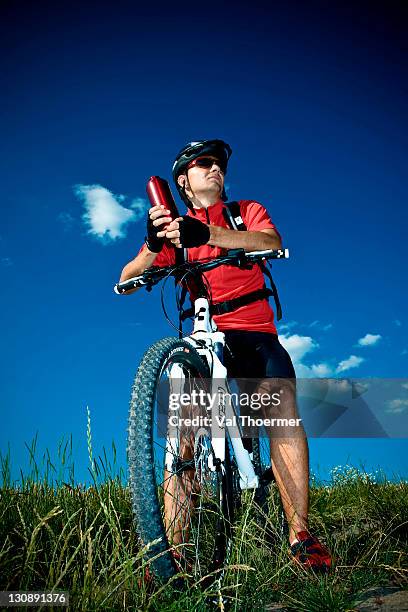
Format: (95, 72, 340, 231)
(222, 330, 296, 379)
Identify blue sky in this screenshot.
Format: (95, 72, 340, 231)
(1, 0, 407, 484)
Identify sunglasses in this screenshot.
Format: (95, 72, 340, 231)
(186, 156, 227, 174)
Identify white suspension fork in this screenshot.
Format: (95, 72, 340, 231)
(167, 296, 259, 489)
(165, 363, 184, 472)
(210, 372, 259, 490)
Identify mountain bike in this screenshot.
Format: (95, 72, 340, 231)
(114, 247, 289, 585)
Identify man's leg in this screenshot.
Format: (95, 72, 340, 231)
(163, 464, 197, 545)
(259, 377, 331, 571)
(164, 409, 199, 546)
(272, 436, 309, 544)
(224, 331, 331, 570)
(269, 382, 309, 543)
(257, 377, 309, 543)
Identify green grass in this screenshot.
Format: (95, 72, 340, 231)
(1, 442, 407, 611)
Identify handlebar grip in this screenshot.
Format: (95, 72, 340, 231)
(245, 247, 289, 260)
(269, 247, 288, 258)
(114, 278, 144, 294)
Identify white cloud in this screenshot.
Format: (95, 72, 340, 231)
(280, 334, 317, 363)
(280, 333, 333, 378)
(307, 321, 333, 331)
(386, 399, 408, 414)
(278, 320, 298, 331)
(310, 363, 333, 377)
(357, 333, 381, 347)
(328, 379, 352, 392)
(280, 333, 366, 378)
(335, 355, 364, 374)
(74, 184, 142, 242)
(296, 362, 334, 378)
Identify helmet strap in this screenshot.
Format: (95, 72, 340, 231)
(179, 181, 196, 214)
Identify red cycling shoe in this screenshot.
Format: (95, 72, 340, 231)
(171, 549, 193, 574)
(290, 531, 332, 573)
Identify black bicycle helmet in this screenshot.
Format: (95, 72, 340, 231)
(172, 139, 232, 210)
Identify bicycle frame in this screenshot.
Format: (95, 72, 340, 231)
(165, 296, 259, 490)
(116, 248, 289, 491)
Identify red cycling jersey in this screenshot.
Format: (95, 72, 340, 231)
(140, 199, 281, 334)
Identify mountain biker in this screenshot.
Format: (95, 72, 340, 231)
(119, 139, 331, 572)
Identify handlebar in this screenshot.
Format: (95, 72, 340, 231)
(114, 247, 289, 294)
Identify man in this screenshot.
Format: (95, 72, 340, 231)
(119, 139, 331, 571)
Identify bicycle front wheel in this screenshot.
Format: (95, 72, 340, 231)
(127, 337, 235, 583)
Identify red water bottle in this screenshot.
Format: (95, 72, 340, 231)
(146, 176, 180, 220)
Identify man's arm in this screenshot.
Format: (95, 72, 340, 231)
(164, 218, 282, 251)
(118, 204, 173, 294)
(118, 246, 160, 294)
(119, 245, 158, 282)
(207, 226, 281, 251)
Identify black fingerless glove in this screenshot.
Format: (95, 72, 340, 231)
(179, 215, 210, 248)
(145, 214, 164, 253)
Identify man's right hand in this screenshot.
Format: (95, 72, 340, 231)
(145, 205, 173, 253)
